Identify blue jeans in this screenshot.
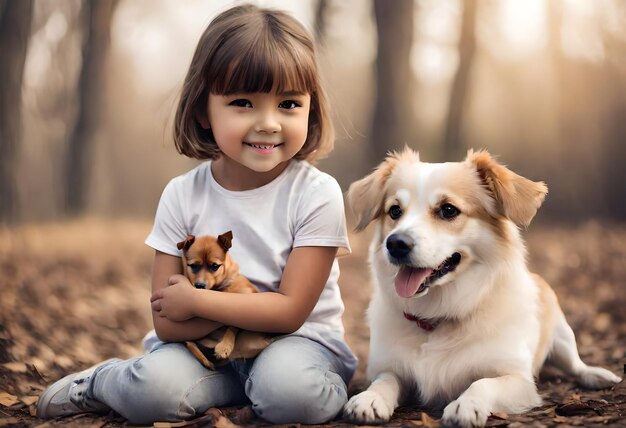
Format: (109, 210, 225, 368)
(88, 335, 352, 424)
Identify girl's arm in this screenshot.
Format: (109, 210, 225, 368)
(152, 246, 337, 334)
(151, 250, 223, 342)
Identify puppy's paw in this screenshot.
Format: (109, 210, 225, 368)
(214, 341, 234, 360)
(442, 397, 489, 428)
(577, 366, 622, 389)
(343, 390, 395, 424)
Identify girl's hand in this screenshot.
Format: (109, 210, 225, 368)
(150, 274, 198, 321)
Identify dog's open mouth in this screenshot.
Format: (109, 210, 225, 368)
(394, 252, 461, 298)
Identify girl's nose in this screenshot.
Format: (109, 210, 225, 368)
(255, 111, 281, 133)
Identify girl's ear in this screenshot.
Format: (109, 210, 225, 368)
(195, 111, 210, 130)
(195, 98, 211, 129)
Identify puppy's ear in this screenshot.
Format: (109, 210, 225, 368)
(466, 149, 548, 227)
(347, 153, 402, 231)
(177, 235, 196, 251)
(218, 231, 233, 252)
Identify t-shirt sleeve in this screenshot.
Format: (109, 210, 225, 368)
(293, 174, 351, 255)
(145, 178, 187, 256)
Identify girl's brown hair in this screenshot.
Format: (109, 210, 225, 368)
(173, 4, 334, 162)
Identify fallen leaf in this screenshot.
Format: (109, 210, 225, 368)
(20, 395, 39, 406)
(206, 408, 241, 428)
(421, 411, 439, 428)
(0, 418, 19, 427)
(153, 416, 215, 428)
(2, 362, 27, 373)
(0, 391, 19, 407)
(555, 400, 595, 416)
(232, 405, 255, 424)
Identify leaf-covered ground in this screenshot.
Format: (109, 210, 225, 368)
(0, 219, 624, 427)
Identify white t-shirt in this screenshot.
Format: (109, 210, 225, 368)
(143, 160, 357, 371)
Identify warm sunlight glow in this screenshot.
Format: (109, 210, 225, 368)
(498, 0, 547, 56)
(24, 11, 69, 92)
(561, 0, 605, 62)
(112, 0, 314, 93)
(412, 0, 459, 83)
(413, 44, 456, 83)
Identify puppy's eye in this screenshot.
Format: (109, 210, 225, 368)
(439, 203, 460, 220)
(389, 205, 403, 220)
(209, 263, 221, 272)
(189, 264, 202, 274)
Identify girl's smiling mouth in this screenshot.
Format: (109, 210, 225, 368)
(244, 142, 283, 152)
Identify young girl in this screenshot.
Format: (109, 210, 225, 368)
(37, 4, 357, 425)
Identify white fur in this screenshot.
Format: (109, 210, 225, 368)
(343, 151, 621, 427)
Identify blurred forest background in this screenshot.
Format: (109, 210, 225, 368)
(1, 0, 626, 224)
(2, 1, 626, 426)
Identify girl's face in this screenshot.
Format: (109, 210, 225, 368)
(200, 90, 311, 187)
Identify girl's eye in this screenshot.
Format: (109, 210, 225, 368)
(189, 264, 202, 274)
(278, 100, 300, 109)
(439, 203, 460, 220)
(229, 99, 252, 108)
(389, 205, 403, 220)
(209, 263, 221, 272)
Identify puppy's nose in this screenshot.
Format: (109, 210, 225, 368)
(193, 282, 207, 289)
(386, 233, 414, 259)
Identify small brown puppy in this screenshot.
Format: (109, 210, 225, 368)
(177, 231, 271, 369)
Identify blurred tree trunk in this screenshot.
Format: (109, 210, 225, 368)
(65, 0, 118, 216)
(599, 8, 626, 219)
(315, 0, 328, 45)
(0, 0, 33, 224)
(371, 0, 415, 167)
(441, 0, 477, 161)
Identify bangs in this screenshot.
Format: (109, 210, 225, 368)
(207, 20, 317, 95)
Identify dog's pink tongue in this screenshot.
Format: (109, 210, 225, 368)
(394, 267, 433, 298)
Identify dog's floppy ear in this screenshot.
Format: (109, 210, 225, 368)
(217, 231, 233, 252)
(176, 235, 196, 251)
(347, 151, 404, 231)
(466, 149, 548, 227)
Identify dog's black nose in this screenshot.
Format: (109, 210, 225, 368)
(386, 233, 414, 259)
(194, 282, 207, 289)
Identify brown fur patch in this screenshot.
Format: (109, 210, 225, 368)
(347, 147, 420, 231)
(466, 150, 548, 228)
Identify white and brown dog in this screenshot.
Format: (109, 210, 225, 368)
(343, 148, 621, 427)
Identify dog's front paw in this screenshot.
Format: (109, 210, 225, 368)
(214, 341, 234, 360)
(577, 366, 622, 389)
(343, 390, 395, 424)
(442, 397, 489, 428)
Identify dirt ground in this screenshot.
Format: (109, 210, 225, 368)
(0, 219, 624, 427)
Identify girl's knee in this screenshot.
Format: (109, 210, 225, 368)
(246, 364, 348, 424)
(116, 356, 200, 422)
(99, 344, 219, 423)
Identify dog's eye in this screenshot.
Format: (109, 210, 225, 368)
(439, 203, 460, 220)
(189, 264, 202, 274)
(209, 263, 221, 272)
(388, 205, 403, 220)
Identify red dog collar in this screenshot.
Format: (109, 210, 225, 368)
(404, 312, 438, 332)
